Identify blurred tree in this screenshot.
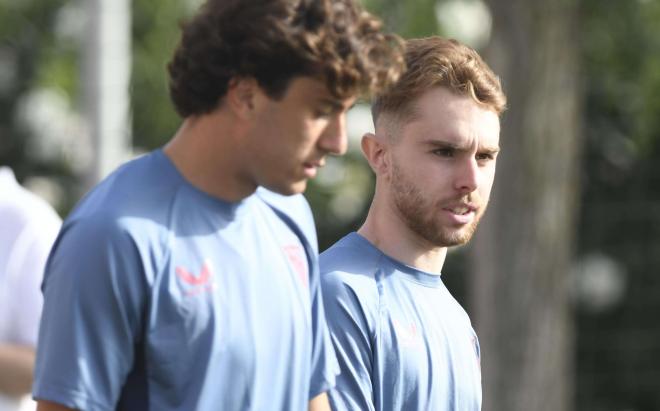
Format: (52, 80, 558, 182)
(131, 0, 193, 151)
(364, 0, 439, 38)
(470, 1, 581, 411)
(0, 0, 71, 205)
(576, 0, 660, 410)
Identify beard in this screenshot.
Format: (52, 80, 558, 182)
(390, 159, 485, 247)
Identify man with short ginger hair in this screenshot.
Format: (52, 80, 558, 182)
(32, 1, 404, 410)
(320, 37, 506, 411)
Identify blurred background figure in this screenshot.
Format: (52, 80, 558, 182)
(0, 167, 61, 411)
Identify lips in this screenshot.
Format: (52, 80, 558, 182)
(303, 159, 324, 178)
(449, 205, 470, 215)
(304, 161, 323, 169)
(443, 203, 477, 215)
(442, 202, 478, 225)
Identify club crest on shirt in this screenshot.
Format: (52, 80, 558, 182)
(283, 244, 308, 287)
(392, 318, 422, 348)
(175, 259, 216, 296)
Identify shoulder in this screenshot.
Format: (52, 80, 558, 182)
(50, 154, 182, 277)
(320, 234, 382, 302)
(320, 234, 382, 278)
(54, 199, 173, 287)
(69, 151, 182, 220)
(256, 188, 317, 250)
(320, 235, 382, 337)
(64, 150, 192, 242)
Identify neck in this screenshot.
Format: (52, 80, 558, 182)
(358, 200, 447, 274)
(164, 111, 256, 202)
(358, 190, 447, 274)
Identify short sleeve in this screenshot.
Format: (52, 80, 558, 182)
(308, 260, 340, 398)
(321, 271, 377, 411)
(257, 189, 338, 399)
(33, 217, 149, 411)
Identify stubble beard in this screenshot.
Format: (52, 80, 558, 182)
(390, 160, 485, 248)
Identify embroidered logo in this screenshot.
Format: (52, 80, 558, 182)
(392, 319, 421, 348)
(175, 259, 215, 296)
(283, 244, 308, 287)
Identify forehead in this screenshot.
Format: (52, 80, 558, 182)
(281, 76, 356, 107)
(399, 87, 500, 147)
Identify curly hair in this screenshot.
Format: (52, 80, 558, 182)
(168, 0, 405, 118)
(372, 37, 507, 126)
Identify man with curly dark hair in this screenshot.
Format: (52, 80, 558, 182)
(32, 1, 404, 410)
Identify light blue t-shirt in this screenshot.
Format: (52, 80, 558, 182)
(320, 233, 481, 411)
(33, 150, 337, 411)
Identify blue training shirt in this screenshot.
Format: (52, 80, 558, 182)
(34, 149, 338, 411)
(320, 232, 481, 411)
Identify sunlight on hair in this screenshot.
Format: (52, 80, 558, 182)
(435, 0, 492, 49)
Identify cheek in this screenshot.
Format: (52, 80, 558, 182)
(303, 118, 328, 140)
(401, 155, 430, 177)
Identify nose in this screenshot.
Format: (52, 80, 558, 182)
(318, 112, 348, 156)
(454, 158, 479, 194)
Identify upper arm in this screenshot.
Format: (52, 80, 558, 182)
(306, 230, 339, 399)
(260, 191, 339, 398)
(33, 219, 148, 410)
(321, 272, 376, 411)
(308, 392, 332, 411)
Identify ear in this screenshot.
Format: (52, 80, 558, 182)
(361, 132, 390, 176)
(226, 77, 258, 120)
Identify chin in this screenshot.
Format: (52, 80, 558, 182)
(422, 223, 478, 248)
(265, 180, 308, 196)
(443, 226, 478, 246)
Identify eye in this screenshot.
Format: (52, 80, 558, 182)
(432, 148, 455, 158)
(314, 102, 344, 118)
(314, 107, 333, 118)
(476, 152, 498, 163)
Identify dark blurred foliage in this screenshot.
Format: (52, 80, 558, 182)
(131, 0, 189, 150)
(0, 0, 77, 214)
(577, 0, 660, 410)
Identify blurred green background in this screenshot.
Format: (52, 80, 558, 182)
(2, 0, 660, 410)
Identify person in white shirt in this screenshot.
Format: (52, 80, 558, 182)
(0, 167, 61, 411)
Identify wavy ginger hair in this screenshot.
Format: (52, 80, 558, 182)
(372, 36, 506, 130)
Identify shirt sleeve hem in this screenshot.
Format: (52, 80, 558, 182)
(309, 372, 338, 400)
(33, 385, 113, 411)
